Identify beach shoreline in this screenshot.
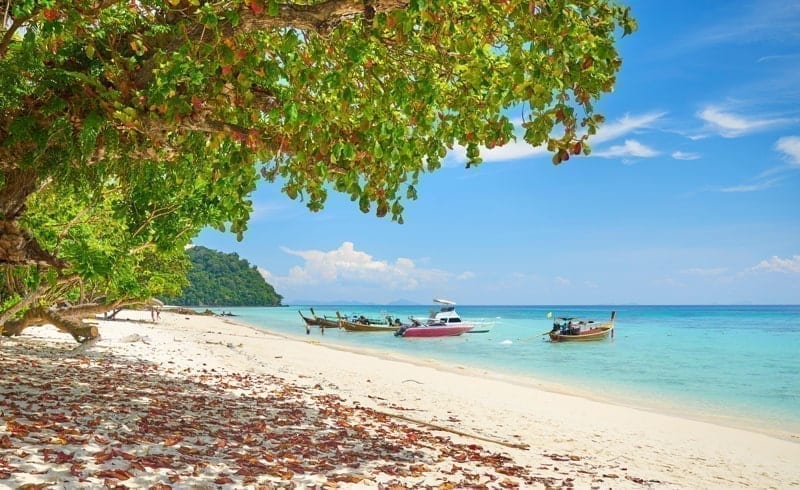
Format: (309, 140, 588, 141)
(235, 314, 800, 443)
(2, 309, 799, 488)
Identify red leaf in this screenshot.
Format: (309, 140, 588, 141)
(94, 449, 114, 464)
(248, 1, 264, 15)
(54, 451, 75, 464)
(96, 469, 133, 480)
(164, 435, 183, 447)
(69, 463, 85, 477)
(138, 455, 175, 469)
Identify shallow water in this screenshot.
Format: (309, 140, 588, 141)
(212, 304, 800, 438)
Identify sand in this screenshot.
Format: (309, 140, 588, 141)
(1, 309, 798, 489)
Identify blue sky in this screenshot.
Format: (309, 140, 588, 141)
(195, 0, 800, 305)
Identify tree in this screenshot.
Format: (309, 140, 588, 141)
(163, 246, 283, 307)
(0, 0, 635, 339)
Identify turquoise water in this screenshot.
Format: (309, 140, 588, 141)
(215, 305, 800, 439)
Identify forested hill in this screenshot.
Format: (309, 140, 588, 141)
(163, 246, 282, 307)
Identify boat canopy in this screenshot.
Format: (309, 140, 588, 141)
(433, 298, 456, 305)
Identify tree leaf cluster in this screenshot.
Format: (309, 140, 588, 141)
(0, 0, 635, 323)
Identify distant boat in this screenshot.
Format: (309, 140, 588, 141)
(340, 312, 390, 326)
(298, 309, 339, 336)
(395, 299, 474, 338)
(548, 311, 616, 342)
(337, 312, 399, 332)
(309, 308, 340, 328)
(298, 309, 322, 327)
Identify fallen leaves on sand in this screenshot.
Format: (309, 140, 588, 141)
(0, 339, 549, 488)
(1, 335, 659, 488)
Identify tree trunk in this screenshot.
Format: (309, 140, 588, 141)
(106, 308, 123, 319)
(0, 169, 66, 267)
(2, 306, 101, 343)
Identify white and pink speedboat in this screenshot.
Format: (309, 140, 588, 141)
(394, 299, 474, 338)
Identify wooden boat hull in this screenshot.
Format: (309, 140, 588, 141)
(303, 308, 338, 329)
(315, 317, 339, 329)
(335, 312, 397, 332)
(340, 320, 398, 332)
(298, 310, 322, 327)
(549, 324, 613, 342)
(397, 324, 474, 337)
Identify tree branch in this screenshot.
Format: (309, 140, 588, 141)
(135, 0, 409, 88)
(0, 274, 81, 326)
(237, 0, 410, 34)
(131, 202, 181, 239)
(0, 13, 33, 59)
(1, 305, 102, 342)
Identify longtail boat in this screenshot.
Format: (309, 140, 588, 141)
(299, 308, 338, 335)
(298, 310, 322, 327)
(337, 312, 399, 332)
(310, 308, 340, 328)
(548, 311, 616, 342)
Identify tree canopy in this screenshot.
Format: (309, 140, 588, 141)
(163, 246, 283, 307)
(0, 0, 635, 339)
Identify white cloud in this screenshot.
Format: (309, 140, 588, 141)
(653, 277, 682, 287)
(697, 106, 792, 138)
(444, 111, 666, 165)
(758, 54, 800, 64)
(481, 141, 548, 163)
(720, 178, 782, 193)
(593, 140, 659, 159)
(680, 267, 728, 276)
(690, 1, 800, 47)
(776, 136, 800, 165)
(717, 138, 798, 191)
(750, 255, 800, 274)
(442, 138, 549, 166)
(457, 271, 476, 280)
(554, 276, 571, 287)
(672, 151, 701, 161)
(270, 242, 463, 291)
(250, 202, 288, 222)
(591, 112, 666, 144)
(257, 267, 273, 281)
(442, 146, 467, 168)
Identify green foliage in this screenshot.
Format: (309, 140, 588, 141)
(1, 0, 634, 219)
(16, 182, 192, 305)
(162, 246, 283, 307)
(0, 0, 635, 314)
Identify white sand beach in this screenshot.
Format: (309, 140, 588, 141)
(2, 310, 799, 489)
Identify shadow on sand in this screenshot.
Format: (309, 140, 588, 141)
(0, 334, 547, 488)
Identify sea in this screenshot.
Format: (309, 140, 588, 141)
(210, 304, 800, 440)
